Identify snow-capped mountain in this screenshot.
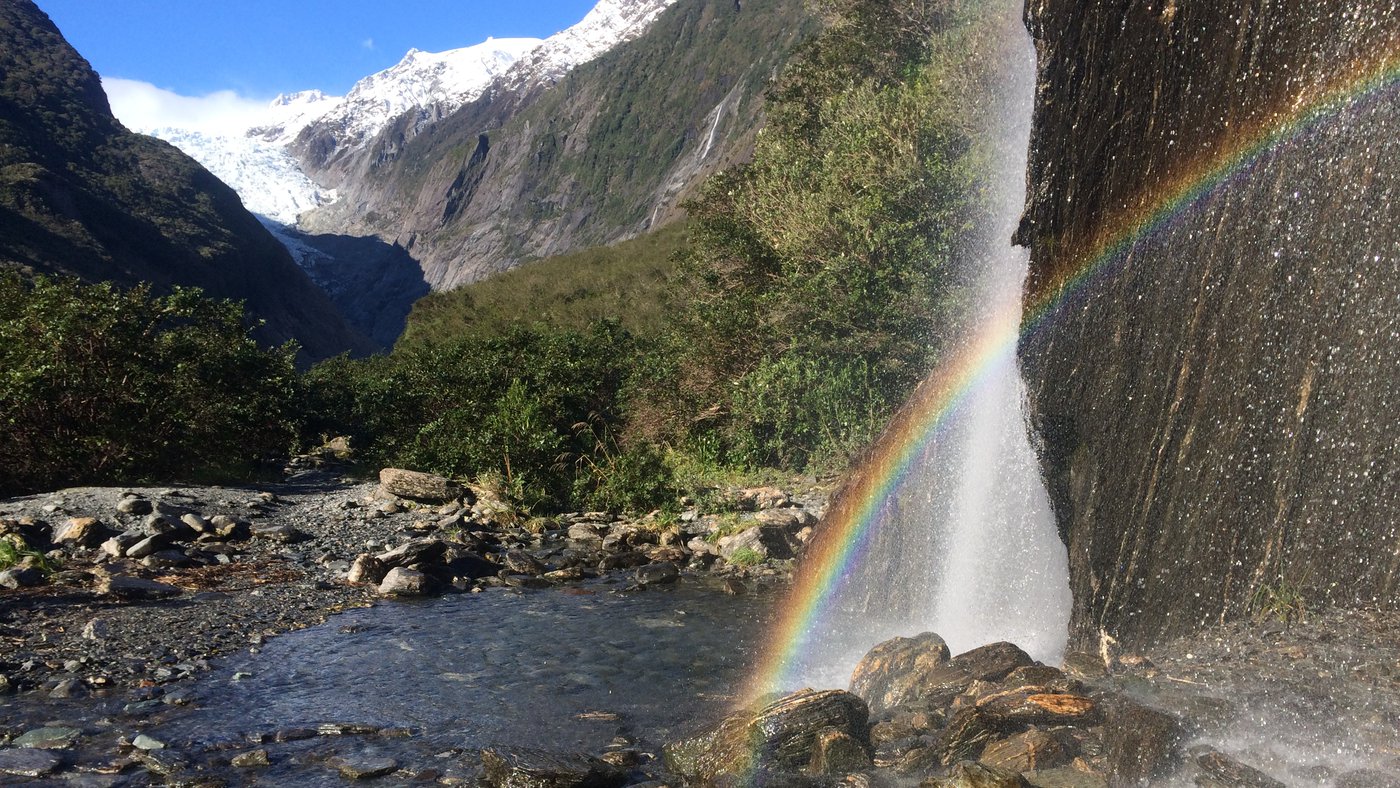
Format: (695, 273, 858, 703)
(500, 0, 679, 90)
(254, 37, 541, 152)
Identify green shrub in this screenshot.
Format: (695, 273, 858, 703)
(0, 274, 299, 494)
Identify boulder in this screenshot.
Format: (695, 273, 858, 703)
(719, 525, 798, 562)
(379, 468, 463, 503)
(480, 747, 627, 788)
(977, 690, 1099, 729)
(52, 517, 109, 547)
(664, 688, 869, 781)
(978, 728, 1071, 772)
(950, 642, 1035, 683)
(806, 727, 872, 776)
(1194, 750, 1285, 788)
(0, 749, 62, 778)
(923, 760, 1030, 788)
(116, 496, 153, 515)
(503, 551, 548, 576)
(97, 575, 182, 599)
(635, 562, 680, 586)
(378, 567, 432, 596)
(0, 567, 44, 589)
(13, 726, 81, 749)
(849, 632, 952, 716)
(333, 755, 398, 780)
(377, 539, 448, 568)
(347, 554, 388, 585)
(1099, 696, 1183, 785)
(252, 524, 310, 544)
(734, 487, 791, 510)
(755, 508, 817, 530)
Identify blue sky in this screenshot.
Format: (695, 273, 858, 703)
(39, 0, 597, 97)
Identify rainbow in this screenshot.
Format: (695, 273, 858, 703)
(743, 47, 1400, 701)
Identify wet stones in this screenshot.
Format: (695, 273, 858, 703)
(377, 567, 432, 597)
(480, 746, 628, 788)
(0, 748, 63, 778)
(634, 561, 680, 587)
(849, 632, 952, 716)
(664, 688, 870, 781)
(378, 467, 464, 503)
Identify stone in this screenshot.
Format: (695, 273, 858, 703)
(1194, 750, 1285, 788)
(124, 534, 171, 559)
(132, 734, 166, 750)
(1020, 767, 1108, 787)
(503, 550, 548, 576)
(96, 575, 181, 599)
(335, 756, 399, 780)
(49, 678, 86, 698)
(929, 707, 999, 768)
(734, 486, 791, 510)
(379, 468, 464, 503)
(0, 749, 62, 777)
(377, 538, 448, 568)
(347, 554, 388, 585)
(132, 747, 188, 776)
(664, 688, 869, 781)
(252, 524, 310, 543)
(849, 632, 952, 716)
(567, 523, 605, 542)
(116, 496, 153, 515)
(598, 551, 649, 570)
(480, 747, 627, 788)
(978, 728, 1071, 772)
(1336, 770, 1400, 788)
(0, 566, 44, 589)
(635, 562, 680, 586)
(231, 748, 271, 768)
(687, 537, 719, 556)
(1099, 696, 1183, 784)
(755, 508, 817, 530)
(977, 690, 1099, 728)
(922, 760, 1031, 787)
(14, 726, 82, 749)
(950, 642, 1035, 683)
(719, 525, 798, 561)
(180, 513, 211, 534)
(721, 577, 747, 595)
(209, 515, 252, 540)
(378, 567, 432, 596)
(53, 517, 109, 547)
(806, 727, 872, 776)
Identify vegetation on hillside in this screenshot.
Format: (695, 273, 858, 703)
(2, 0, 1011, 515)
(400, 222, 687, 347)
(0, 274, 299, 495)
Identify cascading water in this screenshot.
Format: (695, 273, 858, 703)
(779, 2, 1071, 689)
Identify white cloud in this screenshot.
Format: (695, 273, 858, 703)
(101, 77, 271, 136)
(362, 37, 375, 50)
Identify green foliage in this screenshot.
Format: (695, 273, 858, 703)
(0, 274, 300, 495)
(657, 0, 997, 472)
(400, 222, 687, 348)
(1250, 575, 1310, 627)
(306, 321, 674, 513)
(0, 534, 56, 574)
(729, 546, 764, 567)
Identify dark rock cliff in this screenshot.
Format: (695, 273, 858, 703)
(0, 1, 374, 361)
(1017, 0, 1400, 646)
(296, 0, 814, 290)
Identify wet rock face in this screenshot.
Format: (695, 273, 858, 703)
(1019, 0, 1400, 647)
(663, 688, 870, 781)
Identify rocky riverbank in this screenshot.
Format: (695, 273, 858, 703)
(0, 464, 830, 782)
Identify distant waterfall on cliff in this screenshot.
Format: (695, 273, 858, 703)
(786, 3, 1071, 689)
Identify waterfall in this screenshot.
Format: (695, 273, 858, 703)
(784, 2, 1071, 689)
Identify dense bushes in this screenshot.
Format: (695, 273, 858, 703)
(654, 0, 996, 471)
(0, 274, 299, 495)
(305, 322, 672, 513)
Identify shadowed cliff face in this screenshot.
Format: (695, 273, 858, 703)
(0, 1, 374, 362)
(1017, 0, 1400, 646)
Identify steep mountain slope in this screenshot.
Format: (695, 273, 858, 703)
(297, 0, 815, 289)
(1017, 0, 1400, 646)
(0, 0, 373, 361)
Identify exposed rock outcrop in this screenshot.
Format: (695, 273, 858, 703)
(1018, 0, 1400, 646)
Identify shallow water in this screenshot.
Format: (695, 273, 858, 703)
(128, 580, 775, 783)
